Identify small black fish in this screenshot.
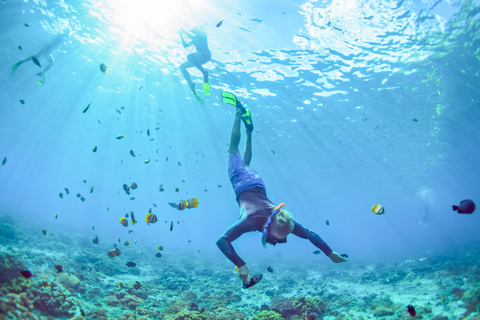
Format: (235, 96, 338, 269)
(126, 262, 136, 267)
(64, 188, 69, 194)
(170, 221, 173, 231)
(407, 305, 416, 316)
(92, 226, 94, 230)
(168, 202, 177, 208)
(92, 146, 97, 152)
(92, 236, 99, 244)
(83, 101, 92, 113)
(138, 86, 143, 91)
(156, 252, 162, 258)
(153, 203, 157, 207)
(147, 129, 150, 136)
(326, 220, 330, 226)
(271, 150, 277, 156)
(32, 57, 42, 68)
(19, 100, 25, 105)
(123, 184, 130, 195)
(83, 180, 87, 183)
(2, 157, 6, 165)
(76, 193, 81, 198)
(130, 150, 135, 157)
(313, 250, 321, 255)
(188, 240, 191, 243)
(218, 185, 223, 188)
(18, 45, 22, 50)
(267, 266, 273, 273)
(130, 197, 135, 200)
(20, 270, 32, 278)
(24, 23, 30, 27)
(90, 186, 94, 193)
(55, 265, 63, 273)
(178, 162, 182, 166)
(80, 309, 85, 317)
(452, 199, 476, 214)
(412, 118, 418, 122)
(133, 281, 141, 289)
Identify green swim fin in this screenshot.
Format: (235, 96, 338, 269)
(242, 109, 254, 132)
(221, 91, 246, 113)
(36, 73, 45, 85)
(203, 82, 211, 96)
(11, 62, 20, 74)
(194, 92, 204, 104)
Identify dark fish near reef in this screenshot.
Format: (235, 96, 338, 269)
(130, 150, 135, 157)
(200, 307, 205, 313)
(126, 262, 136, 267)
(83, 101, 92, 113)
(133, 281, 141, 289)
(20, 270, 32, 278)
(452, 199, 475, 214)
(313, 250, 321, 255)
(55, 265, 63, 273)
(80, 309, 86, 317)
(42, 230, 48, 235)
(131, 211, 137, 225)
(156, 252, 162, 258)
(65, 188, 69, 194)
(99, 63, 108, 73)
(123, 184, 130, 195)
(92, 236, 99, 244)
(32, 56, 41, 67)
(170, 221, 173, 231)
(407, 305, 416, 316)
(19, 100, 25, 104)
(59, 193, 64, 199)
(267, 266, 273, 273)
(326, 220, 330, 226)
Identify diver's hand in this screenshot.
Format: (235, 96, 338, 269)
(328, 251, 348, 263)
(237, 265, 250, 282)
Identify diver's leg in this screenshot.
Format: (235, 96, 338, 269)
(243, 130, 252, 166)
(179, 61, 195, 92)
(228, 109, 243, 155)
(11, 56, 34, 73)
(40, 54, 55, 75)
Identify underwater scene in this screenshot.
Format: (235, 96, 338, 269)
(1, 0, 480, 319)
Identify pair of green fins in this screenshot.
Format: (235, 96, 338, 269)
(222, 91, 253, 132)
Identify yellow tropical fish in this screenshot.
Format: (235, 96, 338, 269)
(119, 217, 128, 227)
(187, 198, 200, 208)
(372, 204, 385, 215)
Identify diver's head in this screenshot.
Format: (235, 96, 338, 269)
(267, 209, 294, 244)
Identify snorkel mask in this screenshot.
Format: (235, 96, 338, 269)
(261, 203, 285, 248)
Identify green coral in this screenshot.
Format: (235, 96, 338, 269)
(253, 310, 283, 320)
(0, 252, 29, 294)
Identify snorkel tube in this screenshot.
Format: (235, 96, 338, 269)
(261, 203, 285, 248)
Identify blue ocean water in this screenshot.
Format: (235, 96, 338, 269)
(0, 0, 479, 319)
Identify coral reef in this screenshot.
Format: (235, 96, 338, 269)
(0, 293, 39, 320)
(29, 281, 80, 317)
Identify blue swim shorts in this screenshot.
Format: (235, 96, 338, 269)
(228, 153, 266, 196)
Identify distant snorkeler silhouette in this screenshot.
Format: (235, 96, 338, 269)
(178, 25, 211, 104)
(418, 188, 433, 227)
(11, 32, 69, 84)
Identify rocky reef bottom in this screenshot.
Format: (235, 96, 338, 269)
(1, 219, 480, 320)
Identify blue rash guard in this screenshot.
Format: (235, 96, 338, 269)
(216, 153, 333, 267)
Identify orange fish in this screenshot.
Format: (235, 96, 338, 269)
(119, 217, 128, 227)
(118, 281, 124, 288)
